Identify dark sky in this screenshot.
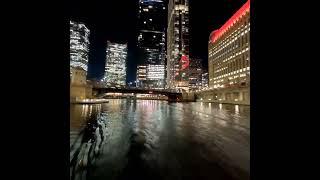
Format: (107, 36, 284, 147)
(70, 0, 247, 83)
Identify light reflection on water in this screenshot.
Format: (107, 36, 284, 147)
(70, 100, 250, 180)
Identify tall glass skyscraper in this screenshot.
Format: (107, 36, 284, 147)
(136, 0, 166, 89)
(103, 41, 127, 88)
(70, 21, 90, 72)
(166, 0, 190, 91)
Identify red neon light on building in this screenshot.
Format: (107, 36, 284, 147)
(180, 55, 189, 70)
(210, 0, 250, 43)
(174, 55, 189, 77)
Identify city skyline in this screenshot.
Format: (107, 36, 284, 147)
(70, 0, 247, 83)
(69, 1, 251, 179)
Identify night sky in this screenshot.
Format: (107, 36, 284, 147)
(70, 0, 247, 83)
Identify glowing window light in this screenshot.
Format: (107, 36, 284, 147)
(235, 105, 239, 113)
(70, 21, 90, 72)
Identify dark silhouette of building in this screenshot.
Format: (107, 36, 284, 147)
(136, 0, 166, 89)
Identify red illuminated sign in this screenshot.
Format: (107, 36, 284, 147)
(180, 55, 189, 71)
(174, 55, 190, 77)
(210, 0, 250, 43)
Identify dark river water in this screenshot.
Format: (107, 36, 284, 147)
(70, 99, 250, 180)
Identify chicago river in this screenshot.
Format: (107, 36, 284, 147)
(70, 99, 249, 180)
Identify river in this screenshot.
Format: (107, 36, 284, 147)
(70, 99, 250, 180)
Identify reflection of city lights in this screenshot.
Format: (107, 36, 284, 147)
(217, 119, 227, 127)
(219, 103, 222, 110)
(235, 105, 239, 113)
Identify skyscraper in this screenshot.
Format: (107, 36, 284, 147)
(208, 0, 250, 89)
(136, 0, 166, 89)
(70, 21, 90, 72)
(208, 0, 250, 104)
(103, 41, 127, 88)
(167, 0, 190, 91)
(201, 72, 209, 89)
(188, 57, 203, 91)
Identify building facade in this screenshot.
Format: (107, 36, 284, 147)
(136, 0, 166, 89)
(70, 21, 90, 72)
(188, 57, 203, 91)
(103, 41, 127, 88)
(70, 67, 92, 100)
(201, 72, 209, 88)
(136, 65, 147, 87)
(209, 0, 250, 89)
(167, 0, 190, 91)
(205, 0, 250, 104)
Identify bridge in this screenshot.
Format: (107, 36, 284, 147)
(92, 87, 184, 102)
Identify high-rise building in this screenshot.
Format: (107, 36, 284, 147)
(136, 65, 147, 87)
(137, 0, 166, 89)
(70, 21, 90, 73)
(201, 72, 209, 89)
(208, 0, 250, 89)
(167, 0, 190, 91)
(188, 57, 203, 91)
(103, 41, 127, 88)
(206, 0, 250, 104)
